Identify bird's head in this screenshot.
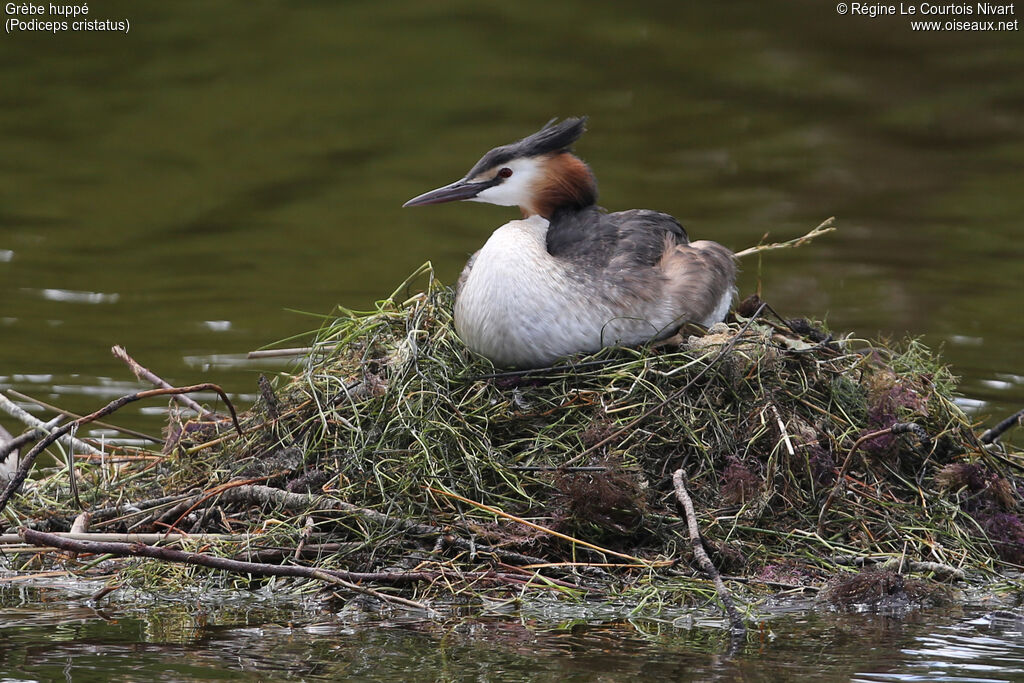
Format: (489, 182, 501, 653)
(403, 117, 597, 218)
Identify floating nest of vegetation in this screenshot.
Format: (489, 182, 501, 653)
(2, 260, 1023, 616)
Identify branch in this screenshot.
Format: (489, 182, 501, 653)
(248, 347, 314, 359)
(1, 426, 49, 463)
(20, 527, 432, 612)
(18, 530, 580, 606)
(0, 532, 245, 544)
(0, 385, 242, 516)
(112, 345, 215, 419)
(980, 408, 1024, 445)
(672, 469, 747, 636)
(7, 388, 162, 444)
(0, 392, 101, 455)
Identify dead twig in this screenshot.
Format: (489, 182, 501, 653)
(20, 527, 432, 612)
(734, 217, 836, 259)
(672, 469, 747, 636)
(0, 384, 242, 516)
(6, 389, 163, 444)
(1, 426, 44, 462)
(248, 347, 315, 359)
(294, 516, 315, 562)
(0, 392, 101, 455)
(90, 583, 122, 603)
(89, 492, 199, 527)
(980, 408, 1024, 445)
(0, 532, 248, 544)
(164, 474, 285, 534)
(69, 512, 92, 534)
(112, 345, 215, 419)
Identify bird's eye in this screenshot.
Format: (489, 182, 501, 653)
(497, 167, 513, 179)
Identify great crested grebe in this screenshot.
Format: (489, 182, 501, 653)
(404, 117, 737, 368)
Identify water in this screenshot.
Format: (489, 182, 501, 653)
(3, 581, 1024, 681)
(1, 0, 1023, 677)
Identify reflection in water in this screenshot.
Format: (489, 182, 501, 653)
(3, 582, 1024, 681)
(32, 289, 121, 305)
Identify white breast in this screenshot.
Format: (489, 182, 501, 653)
(454, 216, 680, 368)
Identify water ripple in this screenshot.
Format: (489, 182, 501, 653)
(854, 612, 1024, 683)
(25, 288, 121, 304)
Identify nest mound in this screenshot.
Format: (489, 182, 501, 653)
(5, 266, 1023, 605)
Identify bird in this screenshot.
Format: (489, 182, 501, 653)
(403, 117, 737, 369)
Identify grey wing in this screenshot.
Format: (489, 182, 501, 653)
(547, 207, 687, 268)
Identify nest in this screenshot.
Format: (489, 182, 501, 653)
(3, 264, 1022, 609)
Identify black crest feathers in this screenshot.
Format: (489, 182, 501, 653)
(465, 117, 588, 179)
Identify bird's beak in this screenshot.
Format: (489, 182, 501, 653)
(403, 178, 487, 207)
